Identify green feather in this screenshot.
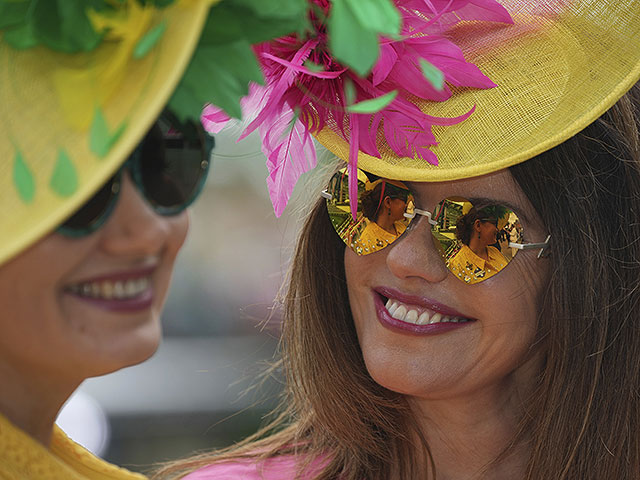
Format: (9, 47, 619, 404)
(328, 0, 401, 76)
(169, 0, 308, 121)
(31, 0, 104, 53)
(0, 1, 30, 30)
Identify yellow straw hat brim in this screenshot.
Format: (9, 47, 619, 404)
(314, 0, 640, 181)
(0, 1, 212, 266)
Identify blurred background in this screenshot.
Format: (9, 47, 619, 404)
(56, 125, 332, 474)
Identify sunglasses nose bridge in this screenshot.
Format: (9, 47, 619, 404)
(405, 208, 437, 226)
(385, 212, 451, 284)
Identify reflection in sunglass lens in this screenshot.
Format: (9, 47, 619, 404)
(324, 168, 527, 285)
(325, 168, 414, 255)
(431, 197, 523, 284)
(138, 124, 210, 212)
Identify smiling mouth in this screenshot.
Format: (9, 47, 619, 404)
(66, 277, 151, 301)
(374, 288, 476, 333)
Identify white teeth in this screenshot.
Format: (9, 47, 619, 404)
(102, 281, 114, 299)
(405, 309, 418, 324)
(392, 305, 407, 321)
(125, 280, 137, 297)
(68, 277, 151, 300)
(139, 278, 149, 291)
(113, 281, 125, 299)
(387, 300, 399, 315)
(384, 296, 469, 326)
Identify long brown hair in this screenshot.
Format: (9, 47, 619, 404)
(155, 84, 640, 480)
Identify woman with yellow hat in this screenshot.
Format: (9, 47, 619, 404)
(159, 0, 640, 479)
(0, 0, 306, 478)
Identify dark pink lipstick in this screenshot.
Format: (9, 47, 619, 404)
(373, 286, 476, 336)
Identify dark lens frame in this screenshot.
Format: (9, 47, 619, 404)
(128, 125, 212, 216)
(57, 119, 213, 237)
(56, 173, 122, 237)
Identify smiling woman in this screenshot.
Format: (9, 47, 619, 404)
(160, 1, 640, 479)
(0, 0, 308, 478)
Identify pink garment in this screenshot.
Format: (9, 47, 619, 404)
(182, 455, 325, 480)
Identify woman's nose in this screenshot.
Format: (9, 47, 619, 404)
(98, 172, 187, 257)
(385, 217, 449, 283)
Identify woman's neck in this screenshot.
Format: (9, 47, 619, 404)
(406, 371, 538, 480)
(0, 361, 79, 446)
(468, 237, 489, 260)
(375, 212, 397, 234)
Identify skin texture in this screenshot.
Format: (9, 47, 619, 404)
(0, 171, 188, 446)
(345, 170, 549, 479)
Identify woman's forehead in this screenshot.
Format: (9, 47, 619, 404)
(406, 170, 522, 204)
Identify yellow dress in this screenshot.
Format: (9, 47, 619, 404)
(353, 220, 407, 254)
(0, 414, 146, 480)
(448, 244, 508, 284)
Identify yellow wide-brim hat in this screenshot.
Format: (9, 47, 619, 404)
(314, 0, 640, 182)
(0, 0, 213, 266)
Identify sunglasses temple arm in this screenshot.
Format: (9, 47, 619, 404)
(508, 234, 552, 259)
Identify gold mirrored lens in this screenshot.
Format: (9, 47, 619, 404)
(324, 173, 524, 284)
(325, 168, 414, 255)
(431, 197, 523, 284)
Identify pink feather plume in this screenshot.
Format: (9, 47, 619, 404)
(201, 0, 513, 216)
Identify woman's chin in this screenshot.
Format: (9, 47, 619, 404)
(83, 320, 163, 377)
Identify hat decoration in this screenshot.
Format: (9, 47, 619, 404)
(202, 0, 513, 218)
(0, 0, 308, 265)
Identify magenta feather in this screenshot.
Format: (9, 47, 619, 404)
(200, 0, 513, 216)
(262, 108, 318, 217)
(200, 105, 230, 134)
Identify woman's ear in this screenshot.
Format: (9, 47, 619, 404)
(383, 196, 392, 208)
(474, 219, 482, 232)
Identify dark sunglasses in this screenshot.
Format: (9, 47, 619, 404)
(57, 119, 213, 237)
(322, 168, 550, 284)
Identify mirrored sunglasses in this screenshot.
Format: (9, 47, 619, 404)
(322, 168, 550, 285)
(57, 117, 213, 237)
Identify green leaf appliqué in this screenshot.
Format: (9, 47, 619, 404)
(133, 20, 167, 59)
(344, 78, 357, 106)
(13, 148, 36, 204)
(50, 149, 78, 197)
(420, 59, 445, 92)
(347, 90, 398, 114)
(90, 107, 126, 158)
